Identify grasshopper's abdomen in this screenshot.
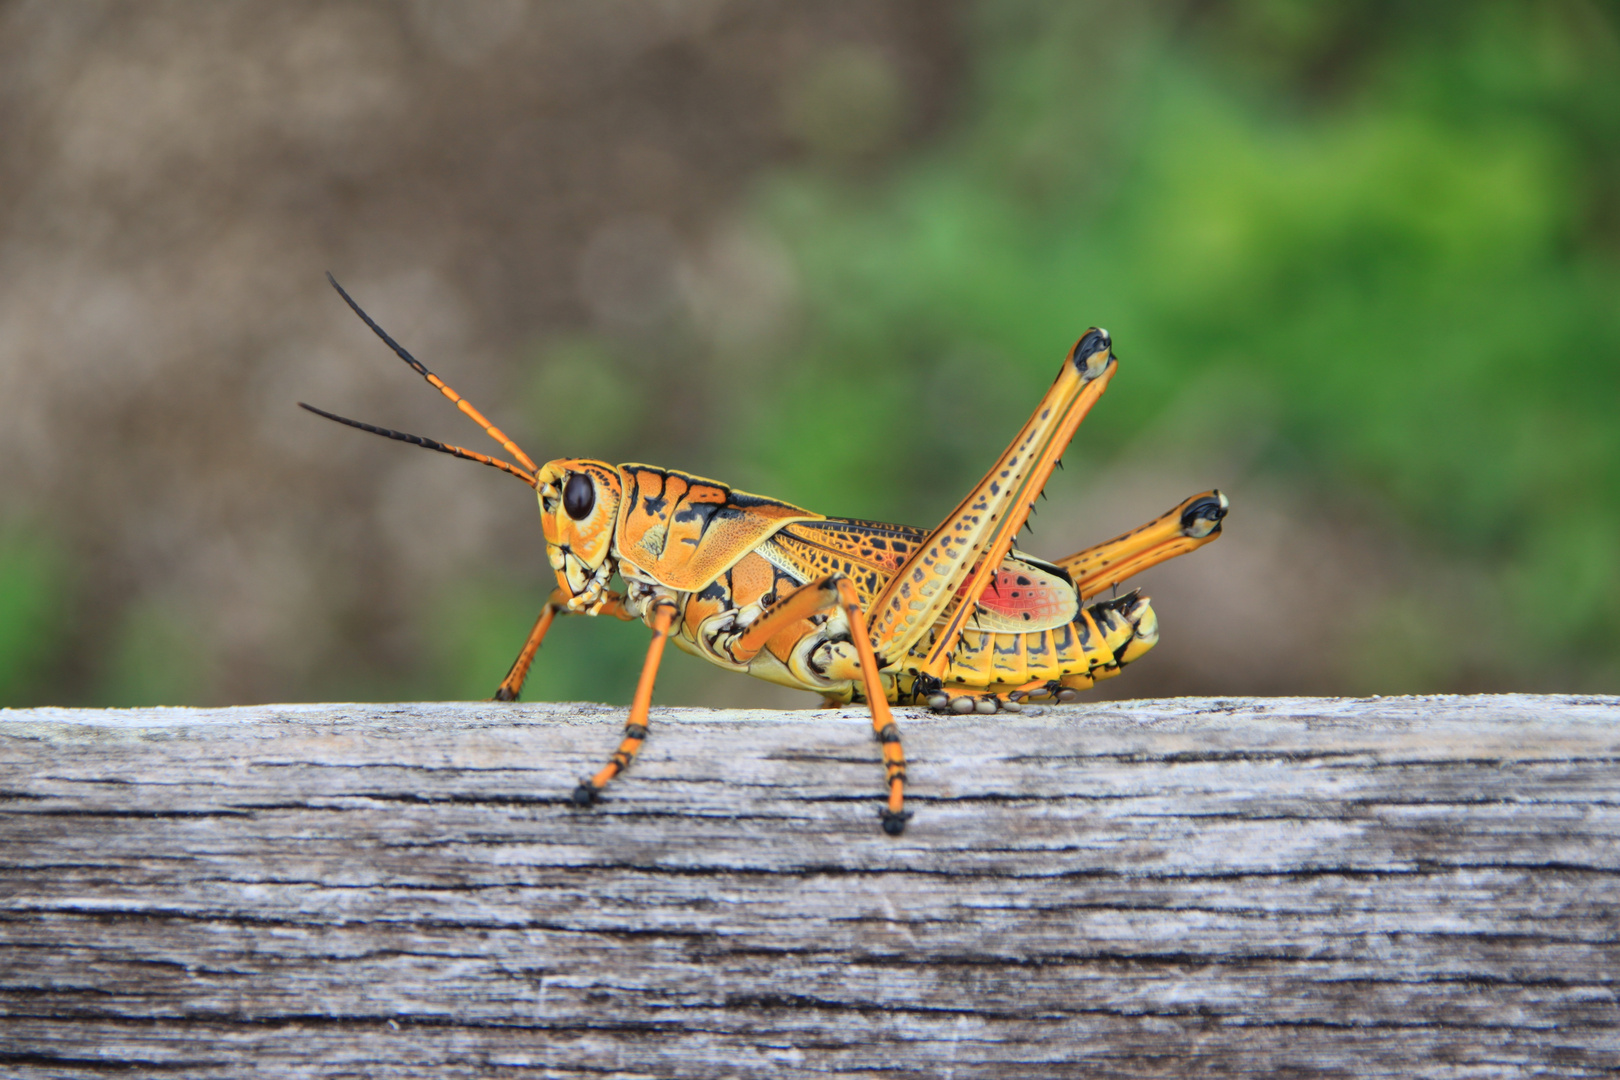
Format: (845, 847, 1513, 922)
(762, 518, 1161, 702)
(934, 591, 1158, 693)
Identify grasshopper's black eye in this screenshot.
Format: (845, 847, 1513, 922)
(563, 472, 595, 520)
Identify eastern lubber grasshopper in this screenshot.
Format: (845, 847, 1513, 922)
(303, 275, 1227, 834)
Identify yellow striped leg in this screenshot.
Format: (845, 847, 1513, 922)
(730, 574, 910, 835)
(1059, 491, 1228, 600)
(867, 330, 1117, 675)
(835, 577, 910, 835)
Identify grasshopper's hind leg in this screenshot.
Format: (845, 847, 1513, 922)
(867, 331, 1117, 678)
(1060, 490, 1228, 600)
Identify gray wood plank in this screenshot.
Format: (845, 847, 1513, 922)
(2, 695, 1618, 1078)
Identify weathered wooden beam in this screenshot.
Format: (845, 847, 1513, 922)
(1, 695, 1617, 1078)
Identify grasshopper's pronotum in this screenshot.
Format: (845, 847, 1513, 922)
(304, 276, 1227, 834)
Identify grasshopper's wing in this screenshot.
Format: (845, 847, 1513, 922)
(765, 518, 925, 602)
(772, 519, 1078, 633)
(614, 465, 824, 591)
(866, 330, 1117, 675)
(966, 551, 1079, 632)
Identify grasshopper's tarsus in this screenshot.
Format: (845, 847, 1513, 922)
(306, 294, 1229, 833)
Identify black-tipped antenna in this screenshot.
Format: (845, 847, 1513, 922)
(325, 273, 540, 474)
(299, 402, 538, 487)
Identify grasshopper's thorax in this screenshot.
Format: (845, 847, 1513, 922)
(537, 459, 623, 612)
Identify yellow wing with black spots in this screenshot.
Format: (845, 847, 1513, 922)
(614, 465, 823, 591)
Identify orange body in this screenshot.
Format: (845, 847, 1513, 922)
(537, 460, 1223, 706)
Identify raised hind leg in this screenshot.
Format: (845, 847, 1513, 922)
(866, 330, 1118, 677)
(1059, 491, 1228, 600)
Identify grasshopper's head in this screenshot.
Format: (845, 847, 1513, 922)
(300, 278, 631, 612)
(537, 459, 623, 610)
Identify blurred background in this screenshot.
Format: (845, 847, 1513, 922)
(1, 0, 1616, 710)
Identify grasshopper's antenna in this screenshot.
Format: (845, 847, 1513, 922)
(299, 402, 538, 487)
(326, 272, 540, 474)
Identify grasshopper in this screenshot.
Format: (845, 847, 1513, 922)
(304, 275, 1227, 834)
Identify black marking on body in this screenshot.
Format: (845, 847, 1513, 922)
(1073, 615, 1093, 649)
(674, 500, 720, 531)
(728, 490, 785, 509)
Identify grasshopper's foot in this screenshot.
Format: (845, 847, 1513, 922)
(570, 781, 601, 808)
(1003, 680, 1083, 705)
(492, 687, 519, 702)
(1034, 679, 1084, 704)
(880, 808, 913, 836)
(926, 692, 1022, 715)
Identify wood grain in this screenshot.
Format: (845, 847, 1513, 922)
(2, 695, 1617, 1078)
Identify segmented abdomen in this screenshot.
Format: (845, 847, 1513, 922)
(931, 593, 1152, 690)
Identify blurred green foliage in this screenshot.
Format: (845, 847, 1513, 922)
(100, 599, 214, 709)
(727, 1, 1620, 690)
(0, 527, 68, 703)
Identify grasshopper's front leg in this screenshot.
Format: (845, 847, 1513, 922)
(492, 588, 635, 701)
(867, 329, 1117, 675)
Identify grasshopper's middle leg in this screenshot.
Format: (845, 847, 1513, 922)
(731, 574, 910, 835)
(570, 599, 678, 808)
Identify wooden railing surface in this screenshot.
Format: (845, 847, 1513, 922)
(2, 695, 1617, 1078)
